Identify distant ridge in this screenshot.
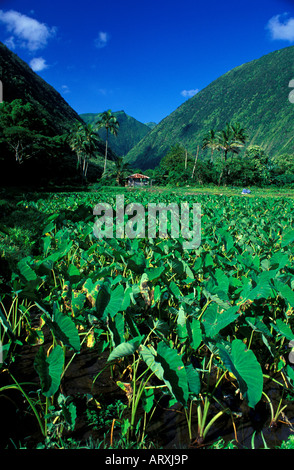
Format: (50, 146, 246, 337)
(81, 110, 152, 156)
(125, 46, 294, 169)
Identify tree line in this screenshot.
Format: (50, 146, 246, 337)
(0, 99, 121, 185)
(0, 100, 293, 188)
(145, 122, 294, 187)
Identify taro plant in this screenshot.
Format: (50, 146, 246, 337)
(31, 301, 81, 439)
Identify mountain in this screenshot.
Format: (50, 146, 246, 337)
(80, 110, 152, 156)
(145, 122, 157, 130)
(125, 46, 294, 170)
(0, 42, 114, 185)
(0, 42, 85, 135)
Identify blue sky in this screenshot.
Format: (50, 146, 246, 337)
(1, 0, 294, 124)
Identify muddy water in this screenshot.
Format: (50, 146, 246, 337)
(3, 341, 294, 449)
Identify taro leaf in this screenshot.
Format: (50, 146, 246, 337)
(187, 318, 202, 350)
(286, 365, 294, 385)
(202, 304, 239, 338)
(153, 285, 161, 303)
(269, 252, 289, 270)
(62, 401, 77, 431)
(139, 341, 189, 406)
(214, 269, 230, 296)
(96, 281, 124, 320)
(82, 278, 101, 307)
(67, 264, 81, 283)
(169, 281, 183, 300)
(42, 221, 56, 235)
(108, 336, 142, 362)
(106, 284, 124, 317)
(42, 303, 80, 352)
(34, 345, 64, 397)
(202, 288, 230, 310)
(170, 259, 184, 274)
(281, 228, 294, 248)
(107, 312, 125, 347)
(127, 253, 146, 274)
(53, 304, 80, 352)
(185, 363, 201, 397)
(141, 387, 155, 413)
(247, 279, 272, 301)
(43, 236, 51, 256)
(271, 319, 294, 341)
(204, 253, 214, 268)
(218, 339, 263, 408)
(95, 280, 111, 318)
(121, 286, 131, 311)
(17, 257, 37, 281)
(273, 280, 294, 308)
(25, 326, 44, 346)
(145, 265, 165, 281)
(71, 291, 86, 315)
(245, 316, 272, 338)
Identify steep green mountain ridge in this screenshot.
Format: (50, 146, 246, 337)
(0, 42, 114, 184)
(80, 110, 152, 156)
(126, 46, 294, 169)
(0, 42, 84, 135)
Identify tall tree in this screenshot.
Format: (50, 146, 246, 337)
(95, 110, 120, 174)
(217, 122, 247, 161)
(202, 129, 219, 163)
(0, 99, 59, 164)
(68, 122, 100, 181)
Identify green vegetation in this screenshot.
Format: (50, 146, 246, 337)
(1, 188, 294, 449)
(0, 41, 117, 187)
(125, 45, 294, 169)
(95, 110, 120, 174)
(81, 110, 152, 157)
(1, 37, 294, 451)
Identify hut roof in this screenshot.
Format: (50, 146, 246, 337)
(128, 173, 150, 179)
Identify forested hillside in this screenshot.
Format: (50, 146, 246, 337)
(81, 110, 151, 156)
(0, 42, 114, 186)
(126, 46, 294, 169)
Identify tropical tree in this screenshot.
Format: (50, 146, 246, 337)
(113, 157, 133, 185)
(102, 156, 133, 185)
(217, 122, 247, 161)
(0, 99, 64, 170)
(202, 129, 219, 163)
(95, 110, 120, 174)
(68, 122, 100, 182)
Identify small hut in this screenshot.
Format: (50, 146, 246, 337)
(127, 173, 151, 187)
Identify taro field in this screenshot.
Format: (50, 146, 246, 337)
(1, 187, 294, 450)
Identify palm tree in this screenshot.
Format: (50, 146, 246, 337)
(95, 110, 120, 174)
(113, 157, 133, 185)
(68, 122, 100, 182)
(216, 122, 247, 161)
(202, 129, 219, 163)
(103, 156, 133, 185)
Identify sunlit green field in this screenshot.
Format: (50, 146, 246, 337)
(1, 186, 294, 449)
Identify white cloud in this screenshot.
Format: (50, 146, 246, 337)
(61, 84, 70, 94)
(95, 31, 110, 48)
(29, 57, 48, 72)
(4, 35, 16, 49)
(181, 89, 199, 98)
(266, 13, 294, 42)
(0, 9, 56, 51)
